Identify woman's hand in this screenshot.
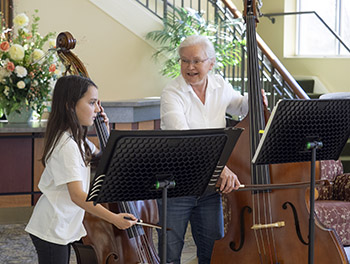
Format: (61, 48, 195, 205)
(219, 166, 241, 193)
(112, 213, 137, 230)
(261, 89, 268, 107)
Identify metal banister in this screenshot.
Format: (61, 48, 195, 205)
(221, 0, 308, 99)
(262, 11, 350, 54)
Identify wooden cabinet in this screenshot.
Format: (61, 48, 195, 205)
(0, 134, 35, 207)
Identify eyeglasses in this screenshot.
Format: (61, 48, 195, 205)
(179, 57, 210, 66)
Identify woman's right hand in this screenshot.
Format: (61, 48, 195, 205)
(113, 213, 137, 230)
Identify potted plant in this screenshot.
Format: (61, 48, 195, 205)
(0, 10, 62, 122)
(146, 7, 245, 79)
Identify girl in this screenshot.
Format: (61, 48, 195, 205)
(25, 75, 137, 263)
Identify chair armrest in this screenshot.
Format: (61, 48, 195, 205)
(333, 173, 350, 201)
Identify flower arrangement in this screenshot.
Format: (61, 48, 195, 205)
(0, 9, 62, 119)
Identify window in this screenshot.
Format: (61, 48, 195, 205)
(297, 0, 350, 55)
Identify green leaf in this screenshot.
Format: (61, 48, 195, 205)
(146, 6, 245, 79)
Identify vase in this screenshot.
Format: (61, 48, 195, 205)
(5, 104, 33, 124)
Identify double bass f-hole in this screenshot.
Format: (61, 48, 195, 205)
(210, 1, 348, 263)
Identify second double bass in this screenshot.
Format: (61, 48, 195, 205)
(211, 1, 348, 263)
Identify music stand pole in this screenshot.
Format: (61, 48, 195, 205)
(307, 141, 323, 264)
(156, 179, 176, 264)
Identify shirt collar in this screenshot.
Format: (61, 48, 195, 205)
(178, 73, 222, 93)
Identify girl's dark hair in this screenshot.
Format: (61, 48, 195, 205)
(41, 75, 97, 167)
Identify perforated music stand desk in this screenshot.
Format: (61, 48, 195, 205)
(87, 127, 243, 264)
(252, 99, 350, 264)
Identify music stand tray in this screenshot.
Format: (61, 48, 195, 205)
(86, 127, 243, 264)
(252, 98, 350, 264)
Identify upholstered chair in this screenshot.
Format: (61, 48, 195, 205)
(315, 159, 350, 246)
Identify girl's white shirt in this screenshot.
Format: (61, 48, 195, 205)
(25, 131, 96, 245)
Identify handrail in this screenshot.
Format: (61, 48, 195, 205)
(136, 0, 309, 101)
(262, 11, 350, 54)
(221, 0, 308, 99)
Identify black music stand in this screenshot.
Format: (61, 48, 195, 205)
(86, 127, 243, 264)
(252, 99, 350, 264)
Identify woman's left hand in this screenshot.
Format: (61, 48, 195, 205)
(261, 89, 268, 107)
(219, 166, 241, 193)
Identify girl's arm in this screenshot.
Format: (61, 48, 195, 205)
(67, 181, 137, 229)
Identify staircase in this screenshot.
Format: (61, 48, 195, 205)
(134, 0, 350, 171)
(135, 0, 309, 109)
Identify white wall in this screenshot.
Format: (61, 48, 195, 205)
(232, 0, 350, 93)
(15, 0, 349, 98)
(13, 0, 169, 101)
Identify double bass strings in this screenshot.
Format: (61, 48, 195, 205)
(245, 7, 279, 262)
(119, 201, 156, 263)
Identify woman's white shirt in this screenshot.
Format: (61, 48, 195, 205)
(161, 73, 248, 130)
(25, 131, 96, 245)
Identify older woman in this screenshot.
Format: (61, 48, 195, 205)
(158, 35, 249, 264)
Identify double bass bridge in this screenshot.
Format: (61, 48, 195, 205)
(251, 221, 285, 230)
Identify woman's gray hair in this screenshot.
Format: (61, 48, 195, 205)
(178, 35, 216, 59)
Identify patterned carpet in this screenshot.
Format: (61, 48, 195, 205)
(0, 223, 40, 264)
(0, 223, 196, 264)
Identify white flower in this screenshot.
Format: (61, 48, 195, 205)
(32, 49, 45, 62)
(13, 13, 29, 27)
(54, 68, 62, 76)
(48, 38, 56, 48)
(16, 80, 26, 89)
(4, 86, 10, 96)
(9, 44, 25, 61)
(0, 67, 11, 82)
(32, 80, 39, 87)
(15, 66, 27, 77)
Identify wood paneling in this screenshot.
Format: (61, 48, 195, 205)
(138, 120, 155, 130)
(115, 123, 132, 130)
(33, 137, 44, 192)
(0, 195, 31, 208)
(0, 137, 31, 193)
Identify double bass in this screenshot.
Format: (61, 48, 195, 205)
(55, 32, 160, 264)
(211, 1, 348, 263)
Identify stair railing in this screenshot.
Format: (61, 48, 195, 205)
(135, 0, 309, 109)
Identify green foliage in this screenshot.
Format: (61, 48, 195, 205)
(146, 7, 245, 78)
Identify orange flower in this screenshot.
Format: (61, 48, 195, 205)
(49, 64, 56, 72)
(29, 71, 35, 78)
(6, 61, 15, 71)
(0, 41, 10, 52)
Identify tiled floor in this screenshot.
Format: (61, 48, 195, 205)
(153, 224, 197, 264)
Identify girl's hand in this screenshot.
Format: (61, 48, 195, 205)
(98, 100, 110, 131)
(112, 213, 137, 230)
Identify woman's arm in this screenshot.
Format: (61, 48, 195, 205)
(161, 90, 190, 130)
(67, 181, 137, 229)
